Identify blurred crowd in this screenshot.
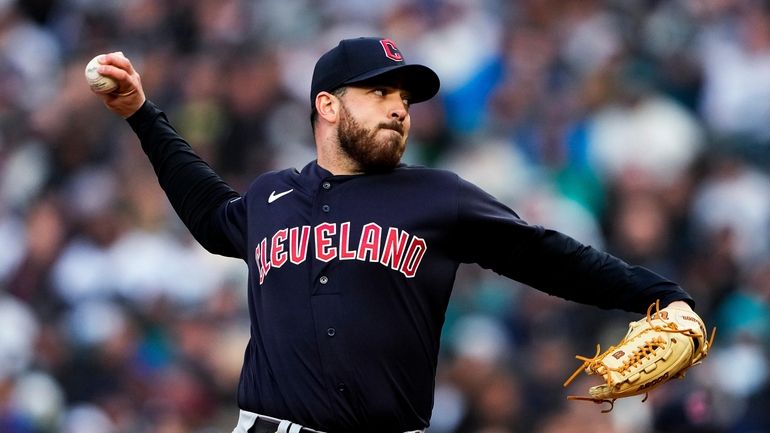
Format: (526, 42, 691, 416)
(1, 0, 770, 432)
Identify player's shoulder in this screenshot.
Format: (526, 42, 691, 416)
(240, 167, 301, 195)
(396, 164, 504, 205)
(250, 167, 300, 184)
(392, 163, 461, 183)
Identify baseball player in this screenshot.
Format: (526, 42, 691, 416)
(90, 37, 699, 433)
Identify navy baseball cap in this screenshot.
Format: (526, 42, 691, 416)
(310, 37, 440, 106)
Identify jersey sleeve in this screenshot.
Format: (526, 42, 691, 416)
(126, 100, 247, 259)
(451, 177, 693, 314)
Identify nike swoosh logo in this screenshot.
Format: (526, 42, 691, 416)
(268, 189, 294, 203)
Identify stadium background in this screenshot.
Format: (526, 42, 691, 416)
(1, 0, 769, 431)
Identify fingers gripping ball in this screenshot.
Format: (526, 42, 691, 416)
(563, 300, 715, 412)
(85, 55, 118, 93)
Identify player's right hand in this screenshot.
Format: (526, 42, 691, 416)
(90, 52, 146, 118)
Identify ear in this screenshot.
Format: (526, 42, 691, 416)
(315, 91, 340, 123)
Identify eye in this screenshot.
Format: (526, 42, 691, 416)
(372, 88, 386, 97)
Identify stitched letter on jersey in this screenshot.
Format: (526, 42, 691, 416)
(254, 222, 427, 284)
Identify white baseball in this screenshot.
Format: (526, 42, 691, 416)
(85, 55, 118, 93)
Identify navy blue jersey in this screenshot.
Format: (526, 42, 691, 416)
(128, 101, 693, 432)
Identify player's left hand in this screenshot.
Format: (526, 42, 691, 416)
(90, 52, 146, 118)
(563, 300, 715, 412)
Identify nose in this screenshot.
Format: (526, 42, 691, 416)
(389, 103, 407, 122)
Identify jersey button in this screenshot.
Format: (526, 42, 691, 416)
(319, 276, 329, 284)
(337, 383, 347, 392)
(322, 181, 331, 190)
(321, 204, 330, 212)
(326, 327, 336, 337)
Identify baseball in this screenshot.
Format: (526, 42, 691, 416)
(85, 55, 118, 93)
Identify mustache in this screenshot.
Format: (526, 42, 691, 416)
(377, 121, 404, 135)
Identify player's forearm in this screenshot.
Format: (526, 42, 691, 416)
(454, 179, 694, 313)
(127, 100, 240, 252)
(514, 230, 694, 313)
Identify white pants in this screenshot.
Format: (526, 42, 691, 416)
(232, 409, 425, 433)
(231, 409, 259, 433)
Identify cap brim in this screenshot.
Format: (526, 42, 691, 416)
(342, 64, 440, 104)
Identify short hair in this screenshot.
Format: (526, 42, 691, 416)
(310, 87, 348, 133)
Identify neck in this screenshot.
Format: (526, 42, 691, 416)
(316, 136, 362, 175)
(317, 158, 361, 176)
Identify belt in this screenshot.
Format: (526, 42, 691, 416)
(251, 414, 324, 433)
(236, 410, 425, 433)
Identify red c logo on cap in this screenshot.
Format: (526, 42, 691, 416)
(380, 39, 404, 62)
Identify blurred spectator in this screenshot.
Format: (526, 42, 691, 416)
(0, 1, 62, 111)
(690, 154, 770, 268)
(585, 58, 705, 194)
(696, 0, 770, 145)
(0, 295, 38, 381)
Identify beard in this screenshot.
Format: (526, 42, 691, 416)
(337, 103, 406, 173)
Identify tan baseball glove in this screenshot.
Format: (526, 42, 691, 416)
(563, 300, 715, 412)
